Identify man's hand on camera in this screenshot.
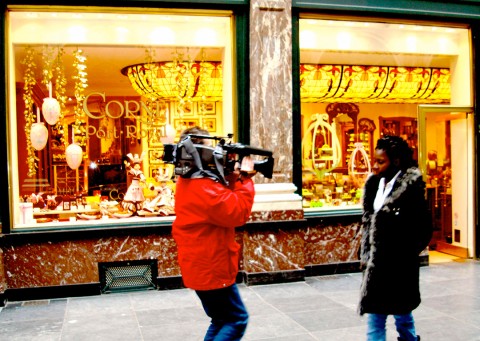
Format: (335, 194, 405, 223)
(224, 156, 256, 184)
(238, 156, 257, 181)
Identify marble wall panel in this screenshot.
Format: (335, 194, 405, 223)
(303, 222, 362, 264)
(242, 228, 304, 272)
(250, 0, 293, 182)
(2, 234, 180, 289)
(241, 221, 361, 274)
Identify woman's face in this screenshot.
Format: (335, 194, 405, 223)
(373, 148, 391, 177)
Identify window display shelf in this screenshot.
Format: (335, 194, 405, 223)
(15, 215, 176, 231)
(33, 208, 99, 216)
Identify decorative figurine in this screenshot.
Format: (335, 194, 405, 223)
(122, 152, 146, 214)
(29, 193, 45, 209)
(141, 165, 175, 215)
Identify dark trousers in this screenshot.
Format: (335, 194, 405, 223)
(195, 284, 249, 341)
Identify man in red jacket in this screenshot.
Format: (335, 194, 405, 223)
(172, 127, 256, 341)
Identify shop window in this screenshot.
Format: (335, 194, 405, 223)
(8, 9, 234, 229)
(299, 18, 471, 214)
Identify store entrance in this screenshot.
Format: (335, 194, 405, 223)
(418, 105, 475, 259)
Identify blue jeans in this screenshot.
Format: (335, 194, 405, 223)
(367, 313, 417, 341)
(195, 284, 249, 341)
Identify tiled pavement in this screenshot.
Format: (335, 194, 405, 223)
(1, 259, 479, 340)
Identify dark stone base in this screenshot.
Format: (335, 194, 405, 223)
(244, 269, 305, 286)
(305, 261, 362, 276)
(5, 283, 101, 303)
(157, 276, 184, 290)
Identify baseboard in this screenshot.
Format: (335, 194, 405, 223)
(305, 261, 362, 276)
(5, 283, 101, 303)
(244, 269, 305, 286)
(156, 275, 184, 290)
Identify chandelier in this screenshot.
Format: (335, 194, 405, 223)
(121, 61, 222, 101)
(300, 64, 450, 103)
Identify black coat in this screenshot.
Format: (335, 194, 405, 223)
(358, 168, 432, 315)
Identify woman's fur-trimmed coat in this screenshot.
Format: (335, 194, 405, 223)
(358, 168, 432, 315)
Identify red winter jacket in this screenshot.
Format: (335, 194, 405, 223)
(172, 177, 255, 291)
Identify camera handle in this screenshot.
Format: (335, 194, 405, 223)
(181, 137, 205, 172)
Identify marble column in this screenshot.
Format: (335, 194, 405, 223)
(250, 0, 293, 184)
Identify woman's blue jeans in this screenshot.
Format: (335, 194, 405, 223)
(367, 313, 417, 341)
(195, 284, 249, 341)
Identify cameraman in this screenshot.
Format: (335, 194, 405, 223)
(172, 126, 256, 341)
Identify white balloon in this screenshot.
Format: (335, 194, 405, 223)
(66, 143, 83, 169)
(42, 97, 61, 125)
(30, 123, 48, 150)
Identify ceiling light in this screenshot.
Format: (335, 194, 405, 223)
(121, 61, 222, 101)
(300, 64, 450, 103)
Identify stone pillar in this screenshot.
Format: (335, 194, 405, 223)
(250, 0, 292, 184)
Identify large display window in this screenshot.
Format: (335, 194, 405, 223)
(299, 17, 475, 256)
(299, 18, 471, 211)
(7, 8, 234, 230)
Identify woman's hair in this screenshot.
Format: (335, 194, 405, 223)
(180, 126, 209, 144)
(375, 135, 417, 170)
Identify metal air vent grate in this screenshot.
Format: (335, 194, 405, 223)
(99, 260, 157, 293)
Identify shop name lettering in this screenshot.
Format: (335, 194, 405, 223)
(82, 92, 168, 139)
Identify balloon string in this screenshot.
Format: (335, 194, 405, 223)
(36, 107, 40, 123)
(48, 82, 52, 98)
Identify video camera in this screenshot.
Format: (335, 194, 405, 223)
(162, 134, 274, 185)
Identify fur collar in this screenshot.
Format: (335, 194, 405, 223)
(376, 167, 422, 213)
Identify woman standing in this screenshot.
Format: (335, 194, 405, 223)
(359, 136, 432, 341)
